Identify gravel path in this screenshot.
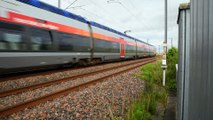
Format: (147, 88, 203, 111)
(0, 59, 142, 92)
(0, 62, 144, 110)
(1, 67, 144, 120)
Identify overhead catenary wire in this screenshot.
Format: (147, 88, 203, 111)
(59, 0, 126, 34)
(41, 0, 161, 48)
(124, 0, 153, 32)
(69, 5, 86, 9)
(107, 0, 151, 32)
(63, 0, 152, 36)
(88, 0, 127, 30)
(121, 0, 164, 48)
(62, 0, 159, 46)
(106, 0, 161, 47)
(65, 0, 128, 31)
(72, 7, 127, 31)
(64, 0, 78, 10)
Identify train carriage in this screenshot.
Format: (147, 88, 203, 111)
(136, 40, 146, 58)
(0, 0, 156, 74)
(89, 22, 122, 61)
(90, 21, 139, 60)
(0, 0, 93, 73)
(124, 37, 137, 59)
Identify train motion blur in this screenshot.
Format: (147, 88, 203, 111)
(0, 0, 156, 74)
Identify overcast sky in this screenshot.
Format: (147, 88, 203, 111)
(40, 0, 189, 52)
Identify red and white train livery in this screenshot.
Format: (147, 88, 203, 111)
(0, 0, 156, 74)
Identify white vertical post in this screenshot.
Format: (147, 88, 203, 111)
(162, 58, 167, 86)
(163, 70, 166, 86)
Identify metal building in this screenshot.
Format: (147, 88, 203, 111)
(177, 0, 213, 120)
(177, 3, 190, 120)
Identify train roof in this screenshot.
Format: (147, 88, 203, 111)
(16, 0, 153, 47)
(90, 21, 149, 45)
(16, 0, 87, 23)
(90, 21, 135, 39)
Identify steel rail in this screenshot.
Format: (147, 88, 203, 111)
(0, 58, 154, 97)
(0, 58, 149, 82)
(0, 59, 155, 117)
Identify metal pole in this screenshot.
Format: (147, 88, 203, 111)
(58, 0, 61, 8)
(159, 45, 160, 54)
(171, 38, 173, 48)
(161, 0, 167, 86)
(165, 0, 167, 53)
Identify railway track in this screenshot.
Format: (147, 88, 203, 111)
(0, 58, 153, 97)
(0, 58, 155, 117)
(0, 58, 151, 93)
(0, 59, 141, 83)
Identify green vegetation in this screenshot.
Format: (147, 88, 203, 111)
(127, 48, 178, 120)
(127, 62, 167, 120)
(166, 47, 178, 91)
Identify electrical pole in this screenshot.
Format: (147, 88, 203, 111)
(147, 39, 149, 44)
(171, 38, 173, 48)
(161, 0, 168, 86)
(159, 45, 160, 54)
(58, 0, 61, 8)
(165, 0, 167, 53)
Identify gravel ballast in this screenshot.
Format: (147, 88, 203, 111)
(0, 62, 144, 110)
(0, 59, 142, 92)
(2, 68, 145, 120)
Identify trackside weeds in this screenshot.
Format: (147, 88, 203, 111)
(0, 58, 177, 120)
(127, 61, 168, 120)
(127, 48, 178, 120)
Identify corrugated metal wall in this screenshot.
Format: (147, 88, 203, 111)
(189, 0, 213, 119)
(178, 0, 213, 120)
(177, 4, 190, 120)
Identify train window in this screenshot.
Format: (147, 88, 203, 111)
(58, 33, 90, 52)
(3, 33, 22, 43)
(126, 45, 135, 53)
(30, 28, 52, 51)
(0, 22, 23, 31)
(94, 39, 119, 53)
(111, 42, 119, 52)
(58, 33, 74, 51)
(0, 22, 26, 51)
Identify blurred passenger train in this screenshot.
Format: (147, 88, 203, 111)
(0, 0, 156, 74)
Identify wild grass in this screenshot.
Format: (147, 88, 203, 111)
(126, 61, 168, 120)
(126, 48, 178, 120)
(166, 47, 178, 91)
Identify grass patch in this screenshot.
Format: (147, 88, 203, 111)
(166, 48, 178, 91)
(127, 61, 168, 120)
(126, 48, 178, 120)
